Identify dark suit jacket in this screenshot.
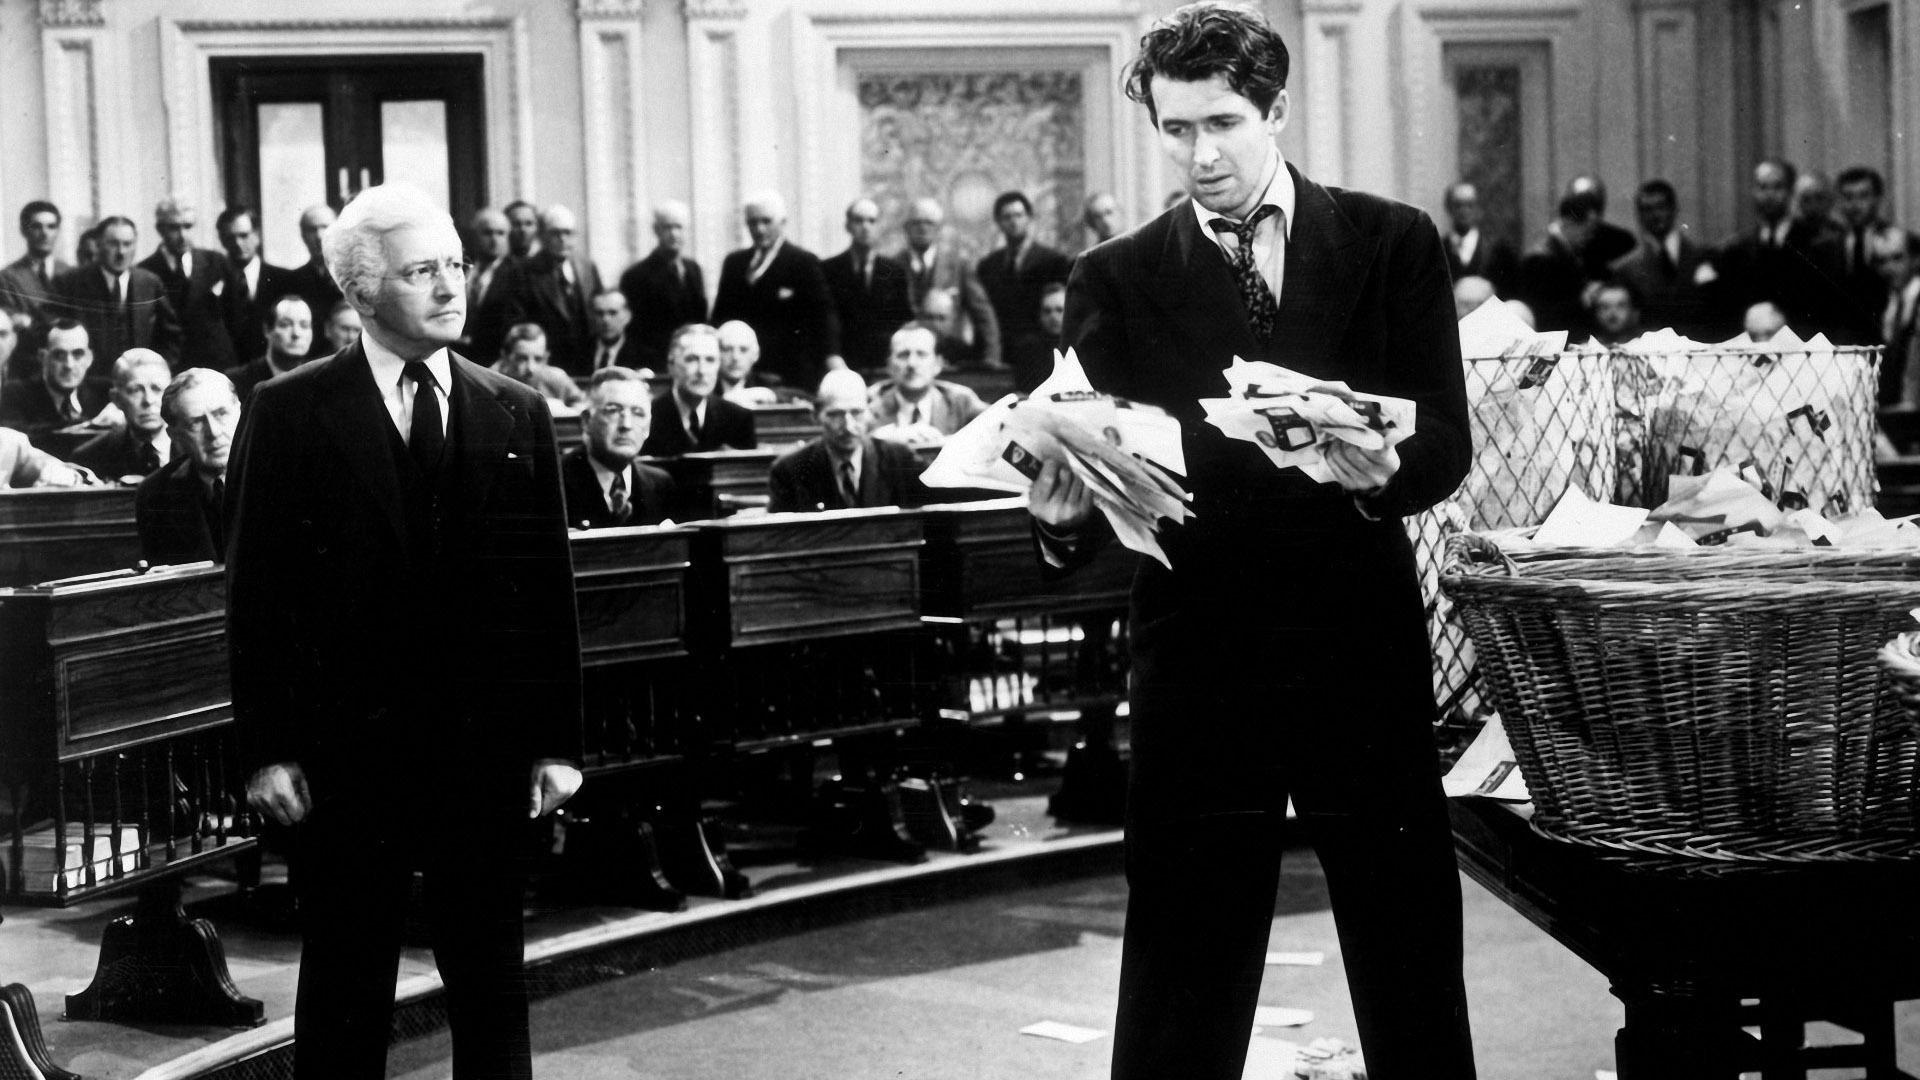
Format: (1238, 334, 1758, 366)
(72, 427, 169, 482)
(1053, 163, 1470, 742)
(559, 446, 675, 528)
(139, 245, 239, 372)
(136, 456, 222, 564)
(226, 342, 583, 809)
(897, 245, 1001, 368)
(584, 335, 650, 373)
(711, 242, 839, 389)
(462, 254, 522, 365)
(1442, 230, 1520, 295)
(766, 435, 927, 513)
(821, 249, 915, 371)
(227, 257, 296, 365)
(225, 355, 299, 405)
(1581, 220, 1637, 281)
(280, 261, 344, 357)
(975, 240, 1074, 356)
(1512, 234, 1592, 336)
(50, 265, 183, 380)
(639, 391, 756, 456)
(1609, 234, 1715, 340)
(506, 251, 604, 377)
(0, 377, 109, 444)
(618, 248, 709, 371)
(1708, 222, 1851, 340)
(0, 255, 72, 374)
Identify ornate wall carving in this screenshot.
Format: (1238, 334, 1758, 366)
(859, 71, 1084, 265)
(39, 0, 105, 28)
(1454, 64, 1523, 250)
(683, 0, 747, 19)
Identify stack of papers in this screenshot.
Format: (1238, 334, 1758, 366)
(1199, 358, 1416, 484)
(920, 349, 1190, 566)
(1458, 294, 1569, 358)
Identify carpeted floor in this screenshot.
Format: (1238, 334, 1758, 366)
(388, 846, 1638, 1080)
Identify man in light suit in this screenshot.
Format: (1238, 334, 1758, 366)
(639, 322, 755, 457)
(821, 198, 915, 371)
(711, 192, 839, 389)
(228, 182, 584, 1080)
(0, 201, 72, 353)
(51, 216, 181, 382)
(136, 367, 241, 565)
(618, 201, 709, 372)
(768, 368, 927, 513)
(1026, 6, 1474, 1077)
(139, 196, 239, 373)
(898, 198, 1000, 370)
(505, 204, 602, 377)
(868, 322, 986, 436)
(561, 366, 675, 528)
(1608, 179, 1714, 340)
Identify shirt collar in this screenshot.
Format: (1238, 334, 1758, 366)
(588, 452, 630, 492)
(362, 331, 452, 397)
(1190, 149, 1295, 241)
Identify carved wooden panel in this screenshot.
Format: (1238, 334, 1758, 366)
(570, 526, 696, 667)
(0, 488, 142, 587)
(700, 509, 924, 648)
(750, 403, 820, 447)
(859, 71, 1085, 266)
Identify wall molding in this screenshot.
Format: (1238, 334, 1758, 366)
(579, 10, 648, 270)
(578, 0, 647, 17)
(38, 0, 104, 28)
(158, 15, 536, 226)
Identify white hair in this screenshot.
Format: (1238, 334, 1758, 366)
(154, 195, 194, 220)
(744, 191, 788, 221)
(110, 348, 170, 386)
(323, 183, 456, 306)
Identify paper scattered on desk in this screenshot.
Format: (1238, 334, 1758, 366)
(1441, 713, 1530, 801)
(1019, 1020, 1106, 1044)
(920, 348, 1191, 567)
(1252, 1006, 1315, 1028)
(1201, 358, 1416, 485)
(1265, 951, 1326, 966)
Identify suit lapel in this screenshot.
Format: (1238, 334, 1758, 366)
(1159, 208, 1260, 374)
(450, 356, 515, 514)
(1272, 167, 1375, 376)
(315, 343, 406, 542)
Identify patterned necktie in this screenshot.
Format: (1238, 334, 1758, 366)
(1209, 206, 1282, 344)
(404, 362, 445, 475)
(608, 469, 631, 524)
(837, 459, 858, 507)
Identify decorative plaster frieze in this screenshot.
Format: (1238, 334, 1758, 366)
(39, 0, 104, 28)
(578, 0, 645, 18)
(684, 0, 747, 20)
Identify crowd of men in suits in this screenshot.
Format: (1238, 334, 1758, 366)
(1443, 162, 1920, 404)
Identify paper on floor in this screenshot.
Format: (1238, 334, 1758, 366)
(1019, 1020, 1107, 1044)
(1252, 1006, 1315, 1027)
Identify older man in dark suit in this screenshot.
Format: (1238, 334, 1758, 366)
(505, 205, 602, 377)
(898, 198, 1001, 370)
(768, 369, 926, 513)
(561, 367, 675, 528)
(228, 182, 583, 1080)
(618, 200, 709, 372)
(821, 198, 915, 372)
(461, 206, 520, 364)
(72, 348, 175, 482)
(711, 192, 839, 389)
(1440, 181, 1518, 295)
(1027, 6, 1474, 1078)
(639, 322, 755, 456)
(139, 196, 239, 372)
(136, 367, 241, 564)
(51, 216, 181, 382)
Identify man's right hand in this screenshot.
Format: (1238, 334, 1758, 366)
(247, 762, 312, 826)
(1028, 458, 1093, 530)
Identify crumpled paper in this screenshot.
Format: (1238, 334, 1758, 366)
(919, 348, 1191, 566)
(1200, 358, 1416, 484)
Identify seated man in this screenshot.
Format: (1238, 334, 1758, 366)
(136, 367, 240, 564)
(1587, 282, 1644, 347)
(320, 300, 362, 355)
(868, 321, 986, 440)
(73, 349, 175, 482)
(0, 318, 107, 444)
(768, 369, 927, 512)
(226, 294, 312, 404)
(562, 367, 675, 528)
(917, 287, 980, 370)
(0, 425, 92, 488)
(1744, 300, 1788, 343)
(641, 322, 756, 455)
(717, 319, 783, 405)
(492, 322, 586, 410)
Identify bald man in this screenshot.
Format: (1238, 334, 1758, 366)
(618, 200, 710, 370)
(711, 192, 839, 388)
(505, 204, 604, 376)
(822, 198, 915, 370)
(767, 368, 927, 513)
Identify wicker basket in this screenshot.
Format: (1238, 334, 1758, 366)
(1440, 534, 1920, 863)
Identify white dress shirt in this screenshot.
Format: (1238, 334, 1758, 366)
(363, 332, 451, 446)
(1191, 152, 1296, 303)
(1451, 228, 1479, 269)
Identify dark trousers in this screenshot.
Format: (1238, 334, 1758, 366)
(1110, 626, 1476, 1080)
(291, 801, 532, 1080)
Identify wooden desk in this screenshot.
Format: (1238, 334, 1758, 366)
(571, 524, 697, 669)
(918, 498, 1136, 622)
(1450, 797, 1920, 1078)
(750, 402, 819, 447)
(0, 488, 141, 587)
(653, 449, 780, 519)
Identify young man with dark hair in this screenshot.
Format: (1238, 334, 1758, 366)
(975, 189, 1072, 373)
(0, 200, 70, 340)
(1026, 4, 1475, 1077)
(1608, 178, 1714, 339)
(1514, 189, 1602, 336)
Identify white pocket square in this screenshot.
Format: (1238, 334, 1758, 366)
(777, 286, 794, 301)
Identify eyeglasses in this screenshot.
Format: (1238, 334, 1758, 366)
(387, 257, 471, 289)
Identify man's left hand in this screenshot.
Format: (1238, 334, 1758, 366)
(529, 760, 584, 818)
(1323, 440, 1400, 493)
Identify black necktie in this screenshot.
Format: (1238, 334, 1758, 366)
(111, 275, 124, 308)
(1209, 206, 1282, 343)
(59, 396, 79, 424)
(608, 469, 631, 524)
(1853, 229, 1869, 276)
(686, 406, 702, 444)
(837, 459, 858, 507)
(140, 441, 162, 474)
(404, 362, 445, 475)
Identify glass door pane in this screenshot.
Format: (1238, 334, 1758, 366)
(380, 100, 451, 210)
(257, 102, 328, 268)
